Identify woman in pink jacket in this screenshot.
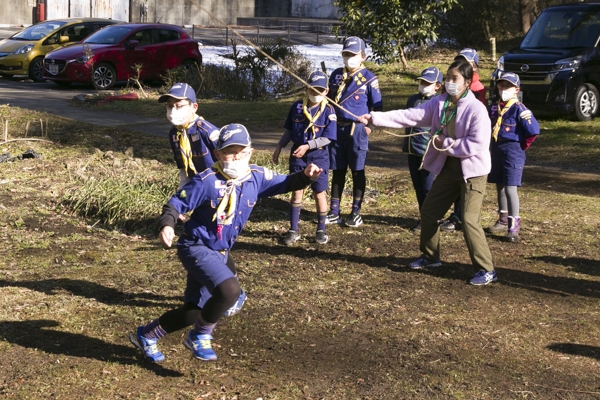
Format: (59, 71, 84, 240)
(359, 59, 497, 286)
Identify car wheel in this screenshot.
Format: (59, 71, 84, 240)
(180, 59, 200, 78)
(28, 56, 45, 82)
(53, 81, 72, 87)
(574, 84, 599, 122)
(93, 62, 116, 90)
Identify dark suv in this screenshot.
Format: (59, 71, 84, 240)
(490, 2, 600, 121)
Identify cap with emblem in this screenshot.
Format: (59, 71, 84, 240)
(158, 82, 197, 103)
(308, 70, 328, 89)
(342, 36, 366, 54)
(217, 123, 252, 150)
(497, 71, 520, 87)
(417, 67, 443, 84)
(455, 48, 479, 66)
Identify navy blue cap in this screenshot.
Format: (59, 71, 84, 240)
(497, 71, 520, 87)
(417, 66, 443, 84)
(158, 82, 197, 103)
(308, 70, 328, 89)
(455, 48, 479, 66)
(342, 36, 366, 54)
(217, 123, 252, 150)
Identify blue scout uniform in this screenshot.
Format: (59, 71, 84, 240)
(488, 101, 540, 186)
(282, 99, 337, 193)
(161, 165, 311, 306)
(169, 116, 220, 176)
(328, 66, 383, 170)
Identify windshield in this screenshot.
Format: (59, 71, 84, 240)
(11, 21, 67, 41)
(522, 8, 600, 49)
(82, 26, 133, 44)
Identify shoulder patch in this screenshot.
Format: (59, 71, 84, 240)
(209, 129, 220, 142)
(328, 114, 337, 121)
(370, 79, 380, 89)
(178, 189, 187, 198)
(263, 167, 274, 180)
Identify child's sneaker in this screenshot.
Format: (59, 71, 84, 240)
(283, 230, 301, 246)
(129, 326, 165, 363)
(224, 289, 246, 317)
(408, 256, 442, 269)
(325, 213, 341, 225)
(440, 214, 461, 231)
(184, 331, 217, 361)
(315, 230, 328, 244)
(344, 213, 363, 227)
(469, 270, 498, 286)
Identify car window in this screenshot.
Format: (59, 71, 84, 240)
(157, 28, 180, 43)
(11, 21, 66, 41)
(130, 29, 154, 46)
(83, 26, 133, 44)
(523, 9, 600, 49)
(61, 24, 88, 42)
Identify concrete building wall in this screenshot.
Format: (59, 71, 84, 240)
(255, 0, 290, 18)
(131, 0, 254, 26)
(1, 0, 37, 26)
(290, 0, 339, 19)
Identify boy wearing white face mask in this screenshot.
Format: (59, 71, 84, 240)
(403, 67, 443, 231)
(158, 83, 247, 320)
(129, 124, 323, 363)
(326, 36, 383, 228)
(158, 82, 221, 190)
(272, 70, 337, 245)
(487, 72, 539, 242)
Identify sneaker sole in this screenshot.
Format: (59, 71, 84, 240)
(129, 333, 164, 363)
(325, 219, 342, 225)
(184, 339, 217, 361)
(344, 220, 363, 228)
(469, 279, 497, 286)
(409, 261, 442, 270)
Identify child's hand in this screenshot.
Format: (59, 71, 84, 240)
(304, 163, 323, 178)
(292, 144, 309, 158)
(272, 146, 281, 165)
(159, 226, 175, 248)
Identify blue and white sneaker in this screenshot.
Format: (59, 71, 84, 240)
(129, 326, 165, 363)
(184, 331, 217, 361)
(224, 289, 246, 317)
(408, 256, 442, 270)
(469, 270, 498, 286)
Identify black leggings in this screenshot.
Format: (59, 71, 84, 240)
(159, 254, 240, 332)
(331, 169, 365, 200)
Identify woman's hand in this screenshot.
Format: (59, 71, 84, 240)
(357, 113, 372, 125)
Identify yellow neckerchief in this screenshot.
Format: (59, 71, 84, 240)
(211, 162, 251, 226)
(334, 66, 364, 103)
(302, 97, 329, 139)
(176, 114, 203, 176)
(492, 98, 518, 141)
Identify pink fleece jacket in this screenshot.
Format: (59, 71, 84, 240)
(370, 90, 491, 181)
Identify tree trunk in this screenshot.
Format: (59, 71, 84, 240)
(519, 0, 536, 34)
(397, 41, 408, 69)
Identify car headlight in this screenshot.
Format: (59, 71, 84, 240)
(74, 54, 92, 64)
(497, 55, 504, 72)
(11, 44, 34, 55)
(551, 57, 582, 72)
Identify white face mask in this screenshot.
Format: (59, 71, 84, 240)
(445, 81, 466, 97)
(308, 94, 325, 103)
(222, 158, 250, 179)
(500, 87, 518, 102)
(167, 105, 192, 126)
(343, 54, 362, 70)
(418, 83, 436, 97)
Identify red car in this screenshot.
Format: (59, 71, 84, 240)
(43, 23, 202, 89)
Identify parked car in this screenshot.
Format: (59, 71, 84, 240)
(490, 2, 600, 121)
(0, 18, 118, 82)
(43, 23, 203, 89)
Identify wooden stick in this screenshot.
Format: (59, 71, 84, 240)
(25, 120, 30, 137)
(1, 138, 53, 144)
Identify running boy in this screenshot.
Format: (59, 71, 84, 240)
(487, 72, 539, 242)
(272, 70, 337, 245)
(159, 82, 246, 316)
(403, 67, 443, 231)
(326, 36, 383, 228)
(130, 124, 323, 363)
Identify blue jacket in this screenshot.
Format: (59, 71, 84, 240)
(284, 99, 337, 145)
(162, 165, 310, 251)
(168, 117, 220, 175)
(402, 93, 438, 156)
(328, 67, 383, 122)
(489, 101, 540, 143)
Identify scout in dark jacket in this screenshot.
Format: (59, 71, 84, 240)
(403, 66, 443, 231)
(487, 72, 540, 242)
